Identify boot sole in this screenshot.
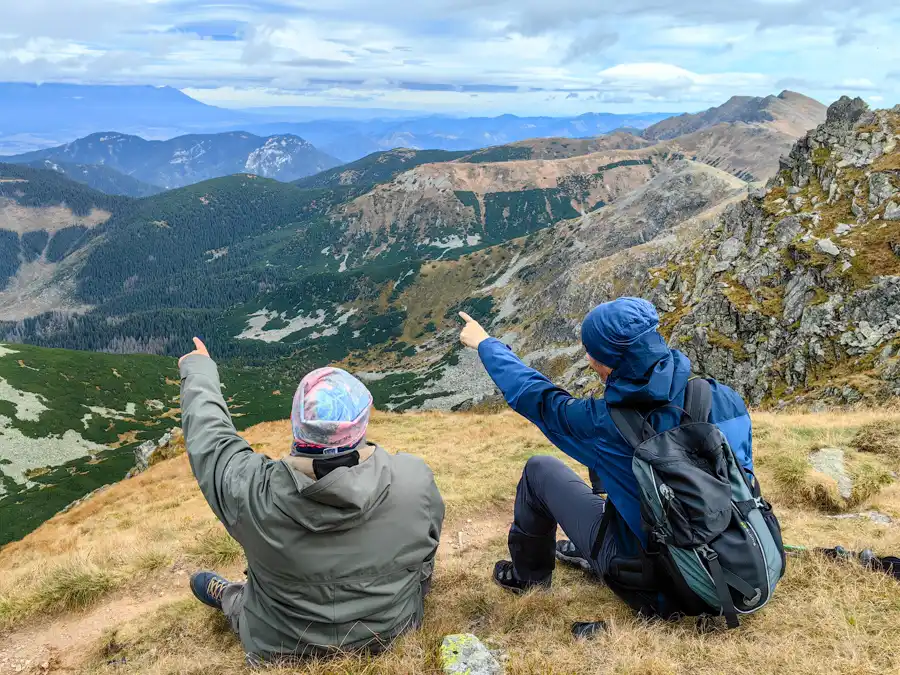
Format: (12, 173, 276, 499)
(555, 551, 593, 572)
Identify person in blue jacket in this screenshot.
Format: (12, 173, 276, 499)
(458, 297, 754, 616)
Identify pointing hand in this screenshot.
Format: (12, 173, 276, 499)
(458, 312, 490, 350)
(179, 337, 210, 367)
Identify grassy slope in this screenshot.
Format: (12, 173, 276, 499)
(2, 410, 900, 673)
(0, 343, 291, 546)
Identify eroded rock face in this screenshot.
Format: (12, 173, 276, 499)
(648, 99, 900, 405)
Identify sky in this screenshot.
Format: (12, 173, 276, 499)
(1, 0, 899, 116)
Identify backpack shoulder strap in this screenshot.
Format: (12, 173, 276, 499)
(684, 377, 712, 424)
(609, 406, 645, 449)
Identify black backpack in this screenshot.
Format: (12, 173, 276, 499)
(608, 377, 786, 628)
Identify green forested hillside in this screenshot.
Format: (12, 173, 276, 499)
(20, 160, 165, 197)
(0, 342, 291, 545)
(0, 162, 128, 215)
(0, 163, 132, 289)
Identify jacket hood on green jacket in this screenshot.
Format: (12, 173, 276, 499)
(280, 445, 393, 533)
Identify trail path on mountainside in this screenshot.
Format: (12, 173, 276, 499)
(0, 514, 509, 675)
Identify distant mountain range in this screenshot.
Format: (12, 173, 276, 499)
(248, 112, 674, 161)
(4, 132, 341, 190)
(0, 82, 676, 161)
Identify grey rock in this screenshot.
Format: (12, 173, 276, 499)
(60, 485, 111, 514)
(809, 447, 853, 500)
(851, 198, 864, 218)
(823, 96, 871, 133)
(441, 635, 502, 675)
(787, 186, 802, 195)
(834, 223, 852, 236)
(133, 440, 156, 473)
(815, 238, 840, 256)
(868, 173, 895, 207)
(827, 511, 893, 525)
(719, 237, 743, 262)
(885, 202, 900, 221)
(774, 216, 803, 246)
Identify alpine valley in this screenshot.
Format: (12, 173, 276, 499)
(11, 89, 900, 540)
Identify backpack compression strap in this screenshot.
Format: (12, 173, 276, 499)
(683, 377, 712, 424)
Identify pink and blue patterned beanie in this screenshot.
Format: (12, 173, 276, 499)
(290, 367, 373, 456)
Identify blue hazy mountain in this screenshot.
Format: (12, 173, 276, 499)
(0, 83, 251, 154)
(246, 112, 675, 161)
(5, 131, 341, 189)
(0, 82, 674, 161)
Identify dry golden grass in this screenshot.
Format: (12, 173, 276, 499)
(2, 410, 900, 674)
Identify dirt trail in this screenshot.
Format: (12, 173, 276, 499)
(0, 514, 510, 675)
(0, 573, 188, 675)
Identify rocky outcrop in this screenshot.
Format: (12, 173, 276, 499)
(126, 427, 184, 477)
(654, 98, 900, 405)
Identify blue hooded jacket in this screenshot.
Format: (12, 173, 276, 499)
(477, 297, 753, 550)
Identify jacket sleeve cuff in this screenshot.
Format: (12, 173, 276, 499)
(179, 354, 219, 382)
(477, 336, 508, 360)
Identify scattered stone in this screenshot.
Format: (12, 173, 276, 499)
(815, 238, 841, 256)
(827, 511, 893, 525)
(885, 202, 900, 221)
(834, 223, 852, 236)
(787, 186, 802, 195)
(441, 634, 503, 675)
(809, 447, 853, 500)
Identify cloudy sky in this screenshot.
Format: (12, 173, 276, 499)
(1, 0, 899, 115)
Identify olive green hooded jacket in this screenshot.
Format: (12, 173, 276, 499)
(180, 355, 444, 660)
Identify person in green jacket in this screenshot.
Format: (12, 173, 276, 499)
(178, 338, 445, 664)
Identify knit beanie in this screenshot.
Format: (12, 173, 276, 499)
(290, 367, 373, 457)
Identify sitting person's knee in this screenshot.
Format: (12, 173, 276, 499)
(524, 454, 564, 477)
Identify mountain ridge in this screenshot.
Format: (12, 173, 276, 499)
(4, 131, 341, 189)
(642, 90, 826, 141)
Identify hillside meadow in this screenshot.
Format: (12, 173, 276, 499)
(1, 409, 900, 674)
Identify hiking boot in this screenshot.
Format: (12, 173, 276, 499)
(555, 540, 592, 572)
(190, 571, 232, 610)
(492, 560, 551, 594)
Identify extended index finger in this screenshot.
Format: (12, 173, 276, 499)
(458, 312, 475, 323)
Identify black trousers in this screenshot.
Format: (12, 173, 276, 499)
(508, 455, 609, 583)
(508, 455, 665, 617)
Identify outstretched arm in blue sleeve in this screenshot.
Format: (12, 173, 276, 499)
(477, 338, 605, 452)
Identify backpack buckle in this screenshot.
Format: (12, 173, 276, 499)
(698, 545, 718, 562)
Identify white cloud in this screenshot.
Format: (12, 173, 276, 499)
(0, 0, 898, 113)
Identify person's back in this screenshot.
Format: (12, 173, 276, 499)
(178, 342, 444, 662)
(233, 445, 440, 657)
(458, 298, 771, 621)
